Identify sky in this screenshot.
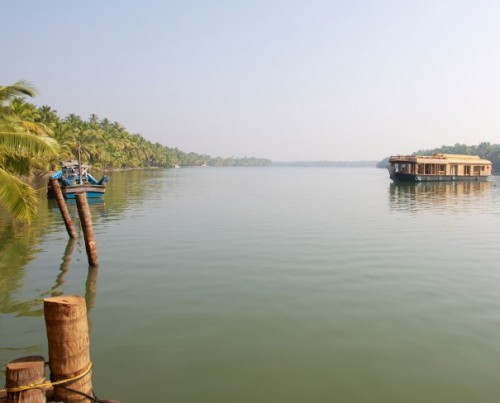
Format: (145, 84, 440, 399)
(3, 0, 500, 161)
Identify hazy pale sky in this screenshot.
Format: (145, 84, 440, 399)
(3, 0, 500, 161)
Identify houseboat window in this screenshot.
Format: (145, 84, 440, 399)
(450, 165, 458, 175)
(439, 164, 446, 174)
(473, 166, 480, 175)
(464, 166, 471, 175)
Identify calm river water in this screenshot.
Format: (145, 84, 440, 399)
(2, 167, 500, 402)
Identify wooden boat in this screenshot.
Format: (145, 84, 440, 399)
(388, 154, 492, 182)
(47, 160, 109, 199)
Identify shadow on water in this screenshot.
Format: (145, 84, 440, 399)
(389, 180, 491, 214)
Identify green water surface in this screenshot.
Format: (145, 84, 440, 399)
(2, 168, 500, 402)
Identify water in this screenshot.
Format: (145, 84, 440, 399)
(2, 167, 500, 402)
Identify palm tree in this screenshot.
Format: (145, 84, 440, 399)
(53, 120, 75, 159)
(0, 80, 58, 223)
(37, 105, 59, 130)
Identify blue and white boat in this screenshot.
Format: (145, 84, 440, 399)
(48, 160, 109, 199)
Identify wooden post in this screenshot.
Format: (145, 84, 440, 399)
(75, 192, 98, 267)
(44, 296, 93, 402)
(50, 178, 77, 239)
(5, 355, 46, 402)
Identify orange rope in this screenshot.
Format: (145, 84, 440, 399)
(1, 362, 92, 394)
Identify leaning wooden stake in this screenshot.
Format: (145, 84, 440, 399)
(75, 192, 98, 267)
(5, 356, 46, 403)
(44, 295, 93, 402)
(50, 178, 77, 239)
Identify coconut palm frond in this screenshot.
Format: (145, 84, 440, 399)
(0, 80, 36, 103)
(0, 129, 59, 157)
(0, 168, 38, 223)
(1, 155, 32, 176)
(18, 120, 54, 137)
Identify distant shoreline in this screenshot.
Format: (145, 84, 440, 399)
(272, 161, 378, 168)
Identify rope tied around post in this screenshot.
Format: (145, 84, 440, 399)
(1, 362, 93, 394)
(2, 376, 46, 393)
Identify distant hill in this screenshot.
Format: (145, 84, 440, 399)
(273, 161, 377, 167)
(377, 142, 500, 172)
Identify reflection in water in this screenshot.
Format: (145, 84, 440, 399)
(0, 238, 79, 318)
(85, 266, 98, 313)
(0, 236, 99, 318)
(49, 198, 107, 225)
(4, 169, 500, 401)
(42, 238, 99, 316)
(85, 266, 99, 332)
(1, 170, 157, 385)
(1, 169, 161, 279)
(50, 238, 77, 297)
(0, 218, 46, 318)
(389, 180, 491, 213)
(0, 170, 156, 314)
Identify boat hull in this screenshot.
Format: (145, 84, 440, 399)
(48, 183, 106, 199)
(390, 171, 488, 182)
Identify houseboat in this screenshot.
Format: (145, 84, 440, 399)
(388, 154, 492, 182)
(48, 160, 109, 199)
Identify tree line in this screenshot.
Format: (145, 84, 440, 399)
(0, 80, 270, 222)
(18, 101, 271, 171)
(376, 143, 500, 171)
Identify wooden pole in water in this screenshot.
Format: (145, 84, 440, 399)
(75, 192, 99, 267)
(44, 295, 93, 402)
(5, 355, 46, 402)
(50, 178, 77, 239)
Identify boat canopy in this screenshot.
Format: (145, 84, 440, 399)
(389, 154, 492, 166)
(50, 160, 97, 181)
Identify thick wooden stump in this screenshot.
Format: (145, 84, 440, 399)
(5, 355, 45, 402)
(75, 192, 99, 267)
(44, 295, 93, 402)
(50, 178, 77, 239)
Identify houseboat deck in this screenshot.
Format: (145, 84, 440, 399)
(388, 154, 492, 182)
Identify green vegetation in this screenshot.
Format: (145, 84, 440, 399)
(0, 81, 59, 222)
(40, 108, 272, 170)
(2, 81, 271, 172)
(0, 80, 271, 222)
(377, 143, 500, 172)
